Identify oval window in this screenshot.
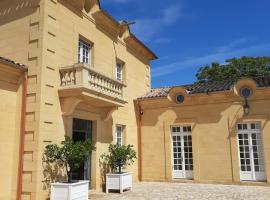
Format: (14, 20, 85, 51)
(176, 94, 185, 104)
(240, 87, 252, 98)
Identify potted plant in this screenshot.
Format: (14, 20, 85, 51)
(44, 136, 95, 200)
(101, 144, 137, 193)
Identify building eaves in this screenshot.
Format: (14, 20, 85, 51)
(0, 56, 27, 71)
(138, 76, 270, 100)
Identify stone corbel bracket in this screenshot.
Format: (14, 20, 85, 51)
(85, 0, 100, 13)
(61, 97, 82, 116)
(66, 0, 100, 13)
(118, 20, 131, 39)
(101, 107, 118, 121)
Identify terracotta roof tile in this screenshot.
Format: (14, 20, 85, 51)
(140, 87, 171, 99)
(0, 56, 26, 69)
(138, 76, 270, 100)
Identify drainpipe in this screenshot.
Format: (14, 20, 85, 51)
(136, 101, 142, 181)
(16, 71, 27, 200)
(227, 117, 235, 182)
(162, 121, 167, 180)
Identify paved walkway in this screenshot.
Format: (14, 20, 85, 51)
(90, 182, 270, 200)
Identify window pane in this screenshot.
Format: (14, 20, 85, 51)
(116, 63, 122, 81)
(238, 124, 242, 130)
(116, 125, 122, 145)
(255, 166, 260, 172)
(78, 40, 91, 64)
(117, 138, 121, 145)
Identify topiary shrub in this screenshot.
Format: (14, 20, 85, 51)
(44, 136, 96, 183)
(101, 144, 137, 174)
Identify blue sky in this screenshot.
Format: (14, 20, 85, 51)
(101, 0, 270, 88)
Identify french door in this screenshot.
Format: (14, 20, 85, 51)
(171, 126, 193, 179)
(72, 118, 92, 181)
(237, 123, 266, 181)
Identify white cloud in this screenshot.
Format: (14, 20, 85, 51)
(216, 37, 256, 53)
(131, 4, 183, 42)
(152, 41, 270, 78)
(161, 4, 183, 25)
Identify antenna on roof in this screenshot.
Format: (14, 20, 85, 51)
(119, 21, 136, 26)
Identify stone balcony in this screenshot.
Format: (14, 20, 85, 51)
(58, 64, 127, 115)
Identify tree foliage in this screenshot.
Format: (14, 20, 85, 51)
(101, 144, 137, 174)
(196, 56, 270, 82)
(44, 136, 96, 183)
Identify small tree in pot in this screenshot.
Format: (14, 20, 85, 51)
(101, 144, 136, 193)
(44, 136, 95, 200)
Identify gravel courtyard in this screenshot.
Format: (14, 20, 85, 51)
(90, 182, 270, 200)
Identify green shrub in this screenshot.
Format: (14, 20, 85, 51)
(44, 136, 95, 183)
(101, 144, 137, 173)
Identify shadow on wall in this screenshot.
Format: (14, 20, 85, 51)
(42, 156, 66, 198)
(141, 103, 234, 127)
(99, 158, 110, 192)
(141, 99, 268, 140)
(99, 117, 114, 144)
(58, 0, 83, 18)
(0, 79, 20, 92)
(98, 116, 113, 191)
(126, 46, 149, 66)
(141, 100, 257, 140)
(0, 0, 40, 26)
(227, 102, 269, 138)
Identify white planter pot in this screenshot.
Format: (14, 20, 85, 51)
(106, 172, 132, 193)
(51, 181, 89, 200)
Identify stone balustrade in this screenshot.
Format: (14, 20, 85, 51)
(59, 64, 125, 101)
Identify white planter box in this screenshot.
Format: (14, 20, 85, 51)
(51, 181, 89, 200)
(106, 172, 132, 193)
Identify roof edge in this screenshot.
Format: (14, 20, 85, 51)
(0, 57, 27, 71)
(96, 1, 157, 61)
(138, 76, 270, 100)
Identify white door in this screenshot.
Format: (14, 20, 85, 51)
(171, 126, 193, 179)
(237, 123, 266, 181)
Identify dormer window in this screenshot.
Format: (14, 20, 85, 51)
(176, 94, 185, 104)
(116, 62, 123, 81)
(240, 87, 252, 98)
(78, 39, 91, 64)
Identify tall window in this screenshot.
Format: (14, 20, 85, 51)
(78, 39, 91, 64)
(116, 63, 123, 81)
(116, 125, 124, 146)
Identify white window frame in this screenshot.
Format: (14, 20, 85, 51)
(78, 39, 91, 64)
(115, 125, 124, 146)
(116, 62, 123, 81)
(170, 125, 193, 179)
(236, 122, 266, 181)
